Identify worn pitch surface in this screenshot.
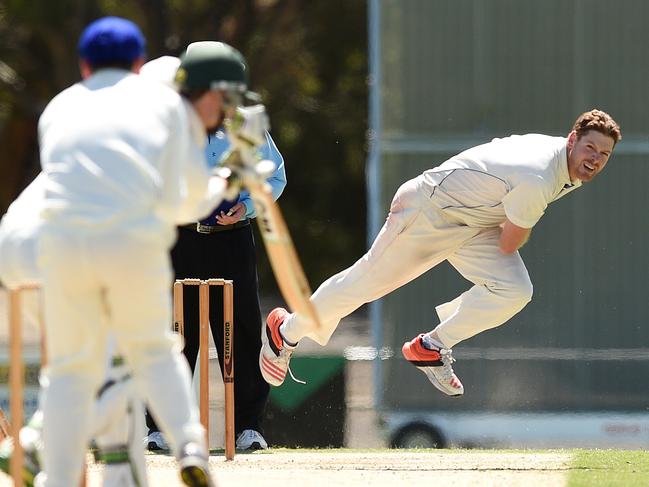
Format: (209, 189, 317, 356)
(69, 450, 570, 487)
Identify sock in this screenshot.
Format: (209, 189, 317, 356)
(278, 324, 299, 348)
(421, 333, 446, 351)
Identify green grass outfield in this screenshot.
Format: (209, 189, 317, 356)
(567, 449, 649, 487)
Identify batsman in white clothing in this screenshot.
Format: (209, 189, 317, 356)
(30, 17, 255, 487)
(259, 109, 621, 397)
(0, 172, 149, 487)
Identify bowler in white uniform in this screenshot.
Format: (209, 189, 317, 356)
(259, 109, 621, 399)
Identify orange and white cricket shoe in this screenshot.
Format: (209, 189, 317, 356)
(402, 334, 464, 396)
(259, 307, 296, 387)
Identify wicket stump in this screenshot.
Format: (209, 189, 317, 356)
(8, 283, 86, 487)
(173, 278, 235, 460)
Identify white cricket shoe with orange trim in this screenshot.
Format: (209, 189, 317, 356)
(259, 307, 296, 386)
(402, 334, 464, 396)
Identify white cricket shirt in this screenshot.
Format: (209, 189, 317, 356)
(38, 69, 223, 243)
(422, 134, 581, 228)
(0, 173, 46, 287)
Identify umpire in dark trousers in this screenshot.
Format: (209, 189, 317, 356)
(146, 128, 286, 451)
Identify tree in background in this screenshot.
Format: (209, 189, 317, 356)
(0, 0, 367, 291)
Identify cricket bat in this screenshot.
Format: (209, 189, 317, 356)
(0, 408, 10, 440)
(247, 172, 321, 329)
(220, 149, 322, 329)
(222, 105, 321, 329)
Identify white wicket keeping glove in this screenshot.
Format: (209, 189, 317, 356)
(216, 154, 277, 198)
(217, 104, 277, 195)
(213, 165, 243, 201)
(224, 104, 269, 167)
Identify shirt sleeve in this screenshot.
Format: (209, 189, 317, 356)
(501, 175, 549, 229)
(239, 130, 287, 218)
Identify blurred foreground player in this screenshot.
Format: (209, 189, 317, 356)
(33, 16, 252, 487)
(0, 175, 147, 487)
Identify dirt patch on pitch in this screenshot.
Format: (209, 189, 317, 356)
(81, 449, 571, 486)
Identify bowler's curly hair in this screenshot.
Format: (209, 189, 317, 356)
(572, 109, 622, 144)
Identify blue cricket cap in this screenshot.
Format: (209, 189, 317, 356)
(78, 16, 145, 66)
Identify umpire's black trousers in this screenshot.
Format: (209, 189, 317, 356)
(147, 221, 269, 437)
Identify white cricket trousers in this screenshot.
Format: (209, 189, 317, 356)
(282, 175, 533, 348)
(37, 227, 204, 487)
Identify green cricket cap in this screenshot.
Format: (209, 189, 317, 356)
(176, 41, 248, 92)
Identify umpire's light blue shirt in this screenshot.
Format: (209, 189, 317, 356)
(201, 129, 286, 225)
